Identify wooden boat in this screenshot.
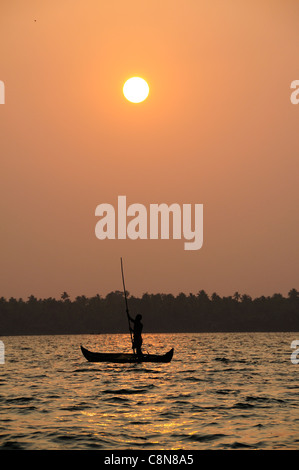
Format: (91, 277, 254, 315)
(80, 345, 174, 363)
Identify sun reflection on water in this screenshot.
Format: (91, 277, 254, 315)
(1, 333, 299, 449)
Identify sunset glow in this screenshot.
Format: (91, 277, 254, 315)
(1, 1, 298, 300)
(1, 0, 299, 454)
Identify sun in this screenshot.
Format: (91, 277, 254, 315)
(123, 77, 149, 103)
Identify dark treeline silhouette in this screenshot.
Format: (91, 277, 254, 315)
(0, 289, 298, 335)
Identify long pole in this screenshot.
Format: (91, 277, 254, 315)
(120, 257, 134, 352)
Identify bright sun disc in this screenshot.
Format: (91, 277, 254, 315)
(123, 77, 149, 103)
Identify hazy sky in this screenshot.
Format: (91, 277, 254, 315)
(1, 0, 298, 300)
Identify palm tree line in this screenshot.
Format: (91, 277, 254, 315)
(0, 289, 298, 335)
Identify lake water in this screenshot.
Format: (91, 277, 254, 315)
(0, 332, 299, 450)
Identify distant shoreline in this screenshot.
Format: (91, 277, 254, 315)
(1, 330, 299, 338)
(1, 289, 298, 336)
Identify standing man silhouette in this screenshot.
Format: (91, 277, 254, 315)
(129, 314, 143, 357)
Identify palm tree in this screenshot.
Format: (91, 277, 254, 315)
(61, 292, 70, 302)
(197, 290, 210, 301)
(241, 294, 252, 303)
(211, 292, 221, 302)
(288, 289, 299, 301)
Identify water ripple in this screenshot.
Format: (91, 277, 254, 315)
(1, 332, 298, 449)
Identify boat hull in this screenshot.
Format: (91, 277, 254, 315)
(80, 345, 174, 363)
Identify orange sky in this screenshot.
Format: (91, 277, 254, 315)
(1, 0, 299, 300)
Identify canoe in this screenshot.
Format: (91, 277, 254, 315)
(80, 345, 174, 363)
